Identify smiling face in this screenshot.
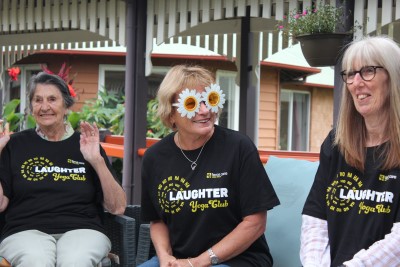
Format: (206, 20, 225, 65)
(171, 84, 217, 138)
(31, 83, 69, 130)
(347, 64, 390, 121)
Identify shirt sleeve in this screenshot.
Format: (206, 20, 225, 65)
(238, 136, 280, 217)
(300, 214, 331, 267)
(302, 131, 335, 220)
(140, 148, 161, 222)
(343, 222, 400, 267)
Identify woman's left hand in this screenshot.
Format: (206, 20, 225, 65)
(79, 121, 101, 164)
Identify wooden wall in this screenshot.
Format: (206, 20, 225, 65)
(309, 87, 333, 152)
(258, 67, 279, 150)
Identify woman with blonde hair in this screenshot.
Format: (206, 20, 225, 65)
(140, 64, 280, 267)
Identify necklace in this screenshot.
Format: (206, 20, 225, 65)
(177, 132, 208, 170)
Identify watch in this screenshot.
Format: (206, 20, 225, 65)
(207, 248, 220, 265)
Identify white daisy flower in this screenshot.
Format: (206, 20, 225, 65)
(172, 88, 202, 119)
(202, 83, 226, 113)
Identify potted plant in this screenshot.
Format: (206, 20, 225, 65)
(277, 3, 351, 67)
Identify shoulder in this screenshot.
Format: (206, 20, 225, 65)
(213, 125, 256, 148)
(318, 129, 341, 163)
(321, 129, 337, 152)
(9, 129, 37, 142)
(143, 132, 175, 159)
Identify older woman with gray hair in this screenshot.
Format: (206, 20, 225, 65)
(301, 35, 400, 266)
(0, 71, 126, 266)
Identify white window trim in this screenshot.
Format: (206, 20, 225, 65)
(150, 66, 170, 75)
(19, 64, 43, 115)
(216, 70, 239, 131)
(281, 89, 311, 151)
(98, 64, 126, 93)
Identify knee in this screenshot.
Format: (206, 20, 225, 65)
(56, 251, 103, 267)
(16, 253, 55, 267)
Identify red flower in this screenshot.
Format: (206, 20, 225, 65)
(7, 67, 20, 81)
(68, 84, 77, 97)
(41, 63, 77, 98)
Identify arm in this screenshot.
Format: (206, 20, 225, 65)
(0, 121, 10, 212)
(79, 122, 126, 215)
(300, 214, 331, 267)
(343, 222, 400, 267)
(175, 211, 267, 267)
(0, 183, 9, 212)
(150, 220, 177, 267)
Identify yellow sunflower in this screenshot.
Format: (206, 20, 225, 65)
(202, 84, 226, 113)
(172, 88, 202, 119)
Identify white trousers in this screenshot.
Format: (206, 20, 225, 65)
(0, 229, 111, 267)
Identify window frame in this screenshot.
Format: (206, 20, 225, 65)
(98, 64, 126, 94)
(279, 89, 311, 151)
(216, 70, 239, 131)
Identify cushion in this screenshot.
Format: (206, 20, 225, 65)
(264, 156, 319, 267)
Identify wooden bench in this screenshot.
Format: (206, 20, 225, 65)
(100, 135, 320, 163)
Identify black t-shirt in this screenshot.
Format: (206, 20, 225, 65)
(141, 125, 280, 267)
(303, 130, 400, 266)
(0, 129, 115, 240)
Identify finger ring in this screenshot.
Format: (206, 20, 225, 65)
(91, 132, 95, 136)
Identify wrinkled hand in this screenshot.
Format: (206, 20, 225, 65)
(158, 255, 177, 267)
(79, 121, 101, 164)
(0, 121, 10, 152)
(169, 258, 193, 267)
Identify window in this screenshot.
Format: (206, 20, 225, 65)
(6, 65, 41, 114)
(216, 71, 239, 130)
(279, 90, 310, 151)
(98, 65, 125, 94)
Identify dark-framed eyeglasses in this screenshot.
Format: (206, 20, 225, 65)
(340, 66, 384, 84)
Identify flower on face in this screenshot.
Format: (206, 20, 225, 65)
(173, 88, 202, 119)
(7, 67, 20, 81)
(202, 84, 226, 113)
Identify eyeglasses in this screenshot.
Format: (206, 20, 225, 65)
(340, 66, 384, 84)
(172, 84, 226, 119)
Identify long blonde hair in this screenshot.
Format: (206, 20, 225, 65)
(335, 36, 400, 171)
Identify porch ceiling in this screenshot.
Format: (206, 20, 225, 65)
(0, 30, 109, 46)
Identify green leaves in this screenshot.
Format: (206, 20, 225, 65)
(77, 89, 125, 135)
(276, 4, 345, 38)
(146, 98, 172, 138)
(2, 99, 24, 132)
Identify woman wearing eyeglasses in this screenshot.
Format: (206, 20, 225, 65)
(139, 65, 280, 267)
(300, 35, 400, 267)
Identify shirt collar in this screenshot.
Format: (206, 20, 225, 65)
(35, 121, 74, 141)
